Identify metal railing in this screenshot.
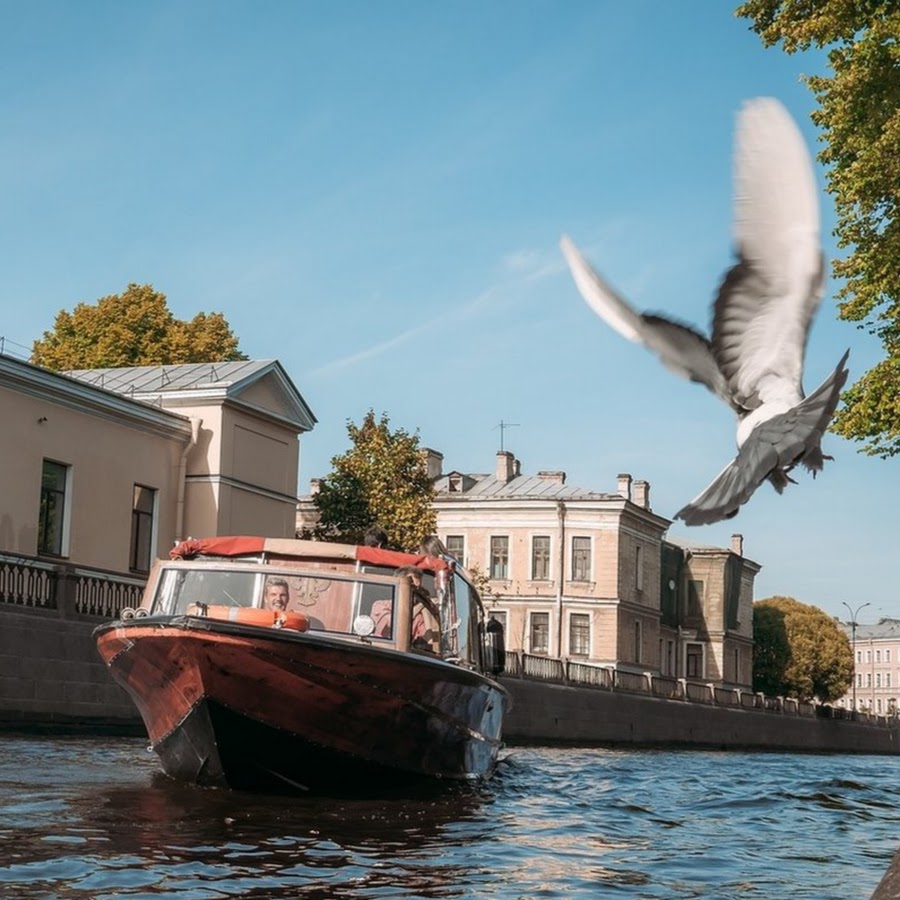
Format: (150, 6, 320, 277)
(0, 552, 146, 620)
(504, 651, 894, 728)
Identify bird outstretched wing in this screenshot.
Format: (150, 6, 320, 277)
(713, 97, 825, 411)
(560, 234, 733, 407)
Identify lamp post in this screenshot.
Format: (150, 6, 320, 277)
(843, 601, 871, 716)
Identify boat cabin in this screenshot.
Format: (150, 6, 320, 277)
(139, 536, 505, 675)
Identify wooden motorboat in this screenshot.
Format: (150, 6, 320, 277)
(94, 536, 510, 793)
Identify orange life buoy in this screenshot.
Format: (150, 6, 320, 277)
(202, 605, 309, 632)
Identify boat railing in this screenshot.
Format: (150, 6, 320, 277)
(504, 650, 893, 728)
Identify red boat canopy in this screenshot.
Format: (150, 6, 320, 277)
(170, 536, 452, 573)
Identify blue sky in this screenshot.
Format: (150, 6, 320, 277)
(1, 2, 895, 622)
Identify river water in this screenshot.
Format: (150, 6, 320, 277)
(0, 735, 897, 899)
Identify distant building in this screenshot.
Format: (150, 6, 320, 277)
(838, 618, 900, 715)
(297, 448, 760, 687)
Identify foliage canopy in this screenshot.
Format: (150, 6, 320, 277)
(31, 283, 246, 370)
(752, 595, 853, 702)
(310, 410, 436, 552)
(736, 1, 900, 457)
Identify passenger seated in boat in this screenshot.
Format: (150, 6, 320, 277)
(263, 578, 290, 611)
(396, 565, 440, 653)
(370, 597, 394, 638)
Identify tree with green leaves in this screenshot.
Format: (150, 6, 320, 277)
(753, 595, 853, 702)
(735, 2, 900, 457)
(311, 410, 436, 551)
(31, 283, 246, 370)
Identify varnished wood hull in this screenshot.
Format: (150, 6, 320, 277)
(94, 616, 508, 792)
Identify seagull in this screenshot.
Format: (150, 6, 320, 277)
(560, 97, 849, 526)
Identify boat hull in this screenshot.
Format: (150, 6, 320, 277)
(95, 617, 508, 792)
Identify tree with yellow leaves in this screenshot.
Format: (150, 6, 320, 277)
(311, 410, 437, 552)
(31, 283, 246, 370)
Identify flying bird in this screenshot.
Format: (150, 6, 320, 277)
(560, 97, 849, 526)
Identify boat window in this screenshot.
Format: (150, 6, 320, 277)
(153, 568, 262, 615)
(154, 566, 398, 640)
(446, 572, 475, 664)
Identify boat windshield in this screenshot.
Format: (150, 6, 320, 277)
(152, 566, 400, 639)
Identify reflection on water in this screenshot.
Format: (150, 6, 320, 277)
(0, 735, 898, 898)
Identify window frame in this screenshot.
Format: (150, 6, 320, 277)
(531, 535, 551, 581)
(129, 484, 157, 574)
(570, 536, 591, 582)
(489, 535, 509, 580)
(37, 459, 71, 558)
(569, 612, 590, 657)
(529, 611, 550, 655)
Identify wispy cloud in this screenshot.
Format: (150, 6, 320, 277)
(305, 242, 566, 380)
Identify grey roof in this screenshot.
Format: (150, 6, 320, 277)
(66, 359, 277, 395)
(66, 359, 316, 431)
(845, 618, 900, 639)
(435, 471, 619, 501)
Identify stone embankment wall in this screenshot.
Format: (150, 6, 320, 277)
(0, 607, 139, 731)
(0, 556, 143, 731)
(501, 677, 899, 755)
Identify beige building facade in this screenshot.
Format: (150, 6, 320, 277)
(298, 448, 760, 688)
(838, 618, 900, 715)
(1, 354, 315, 577)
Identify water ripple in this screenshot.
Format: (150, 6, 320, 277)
(0, 737, 898, 898)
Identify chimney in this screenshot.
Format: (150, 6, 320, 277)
(617, 473, 632, 501)
(537, 471, 566, 486)
(496, 451, 516, 483)
(309, 478, 322, 496)
(421, 447, 443, 481)
(633, 480, 650, 509)
(731, 533, 744, 556)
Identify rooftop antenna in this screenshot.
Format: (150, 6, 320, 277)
(494, 419, 520, 452)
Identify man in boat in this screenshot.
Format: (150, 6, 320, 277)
(264, 578, 290, 611)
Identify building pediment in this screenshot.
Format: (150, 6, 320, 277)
(66, 359, 316, 432)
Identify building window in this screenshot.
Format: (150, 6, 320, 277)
(878, 699, 883, 713)
(857, 673, 863, 688)
(532, 536, 550, 580)
(446, 535, 465, 566)
(635, 545, 644, 591)
(130, 485, 156, 573)
(866, 673, 872, 687)
(530, 612, 550, 655)
(490, 536, 509, 580)
(867, 650, 872, 663)
(571, 537, 591, 582)
(686, 643, 703, 679)
(887, 649, 892, 663)
(877, 650, 882, 663)
(857, 650, 862, 663)
(887, 673, 892, 688)
(38, 460, 69, 557)
(666, 640, 675, 676)
(877, 673, 883, 688)
(569, 613, 590, 657)
(687, 581, 704, 619)
(634, 620, 642, 664)
(488, 610, 507, 632)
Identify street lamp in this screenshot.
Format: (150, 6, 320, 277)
(843, 600, 871, 715)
